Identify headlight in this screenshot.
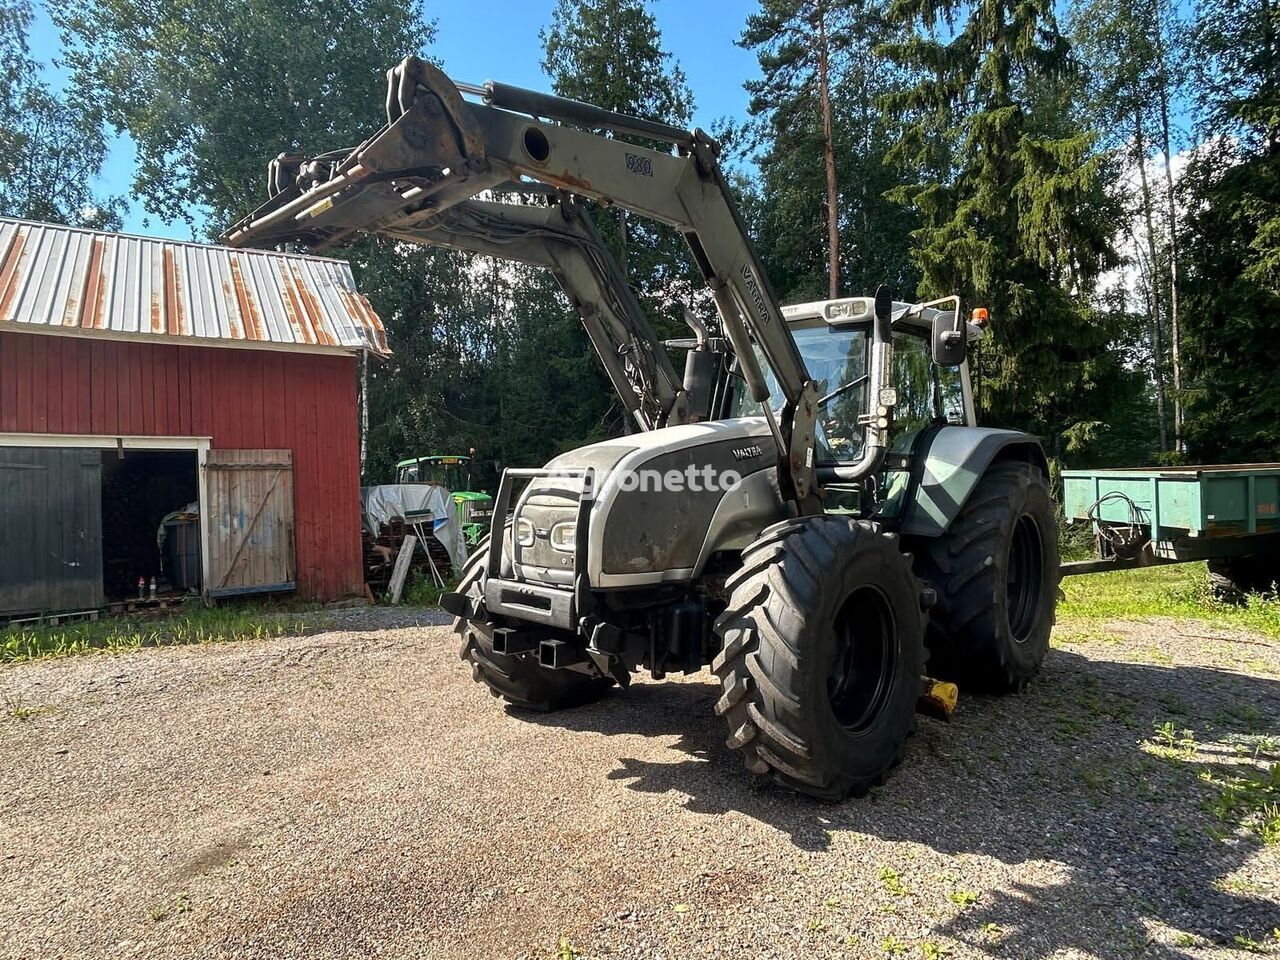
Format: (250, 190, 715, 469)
(515, 517, 535, 547)
(549, 521, 577, 553)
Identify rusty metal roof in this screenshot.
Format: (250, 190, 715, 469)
(0, 217, 388, 355)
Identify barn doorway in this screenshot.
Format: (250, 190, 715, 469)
(100, 449, 201, 601)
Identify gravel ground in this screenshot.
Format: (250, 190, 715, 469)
(1, 608, 1278, 960)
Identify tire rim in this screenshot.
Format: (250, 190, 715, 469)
(827, 586, 897, 732)
(1007, 514, 1044, 643)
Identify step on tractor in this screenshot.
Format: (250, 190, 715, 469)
(396, 453, 494, 548)
(224, 58, 1061, 799)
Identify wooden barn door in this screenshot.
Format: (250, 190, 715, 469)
(205, 450, 296, 598)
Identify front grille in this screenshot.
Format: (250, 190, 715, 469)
(514, 499, 577, 583)
(464, 501, 493, 523)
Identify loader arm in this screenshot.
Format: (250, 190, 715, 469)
(221, 57, 891, 505)
(389, 197, 688, 430)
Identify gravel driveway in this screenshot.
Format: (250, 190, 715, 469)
(1, 608, 1278, 959)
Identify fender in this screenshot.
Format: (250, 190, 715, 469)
(899, 427, 1050, 537)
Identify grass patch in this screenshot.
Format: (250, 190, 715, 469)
(1144, 721, 1198, 762)
(0, 601, 330, 664)
(401, 572, 456, 607)
(1060, 563, 1280, 640)
(1201, 763, 1280, 846)
(3, 694, 49, 720)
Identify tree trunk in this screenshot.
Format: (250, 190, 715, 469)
(816, 3, 840, 299)
(1265, 0, 1279, 156)
(1133, 110, 1168, 451)
(1133, 236, 1167, 452)
(1152, 0, 1183, 451)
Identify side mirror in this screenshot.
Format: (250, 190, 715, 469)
(873, 285, 893, 342)
(931, 311, 966, 366)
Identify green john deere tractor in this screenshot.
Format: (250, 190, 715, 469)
(395, 454, 494, 548)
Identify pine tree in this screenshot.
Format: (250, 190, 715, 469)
(883, 0, 1127, 458)
(741, 0, 918, 302)
(740, 0, 851, 298)
(1070, 0, 1185, 453)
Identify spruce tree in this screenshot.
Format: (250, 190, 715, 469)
(1177, 0, 1280, 460)
(541, 0, 698, 332)
(883, 0, 1126, 458)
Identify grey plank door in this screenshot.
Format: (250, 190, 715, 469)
(205, 449, 296, 597)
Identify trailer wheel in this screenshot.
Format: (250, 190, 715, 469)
(916, 460, 1060, 692)
(452, 536, 613, 711)
(1208, 555, 1280, 602)
(712, 516, 925, 800)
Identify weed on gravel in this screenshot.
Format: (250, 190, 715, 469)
(3, 693, 48, 719)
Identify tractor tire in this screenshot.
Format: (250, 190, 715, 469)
(915, 460, 1059, 693)
(1208, 554, 1280, 602)
(452, 536, 614, 711)
(712, 516, 926, 801)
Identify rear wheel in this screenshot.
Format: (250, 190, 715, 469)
(712, 516, 925, 800)
(915, 460, 1060, 693)
(452, 537, 613, 711)
(1208, 554, 1280, 602)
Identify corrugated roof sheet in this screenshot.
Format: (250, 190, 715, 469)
(0, 217, 388, 355)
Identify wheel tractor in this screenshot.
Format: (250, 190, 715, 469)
(396, 453, 494, 549)
(224, 58, 1061, 799)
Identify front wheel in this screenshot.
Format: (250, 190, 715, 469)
(451, 537, 613, 711)
(915, 460, 1060, 693)
(712, 516, 926, 800)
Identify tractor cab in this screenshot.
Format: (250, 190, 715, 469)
(728, 296, 986, 520)
(397, 454, 474, 489)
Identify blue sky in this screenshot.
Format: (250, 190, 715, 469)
(27, 0, 762, 240)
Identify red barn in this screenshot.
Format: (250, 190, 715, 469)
(0, 217, 388, 615)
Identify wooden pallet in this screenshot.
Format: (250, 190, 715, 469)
(6, 609, 102, 628)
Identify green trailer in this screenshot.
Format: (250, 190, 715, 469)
(1061, 463, 1280, 593)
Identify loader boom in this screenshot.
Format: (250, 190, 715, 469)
(221, 57, 899, 505)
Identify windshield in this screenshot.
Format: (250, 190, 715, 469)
(399, 459, 470, 490)
(428, 461, 469, 490)
(732, 324, 869, 462)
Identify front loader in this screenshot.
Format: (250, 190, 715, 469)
(223, 57, 1060, 800)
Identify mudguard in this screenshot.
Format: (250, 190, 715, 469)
(899, 427, 1049, 537)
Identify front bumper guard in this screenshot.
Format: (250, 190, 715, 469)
(482, 465, 596, 632)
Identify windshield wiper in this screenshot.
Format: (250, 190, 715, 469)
(819, 373, 869, 407)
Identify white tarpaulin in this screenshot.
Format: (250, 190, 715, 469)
(360, 484, 467, 571)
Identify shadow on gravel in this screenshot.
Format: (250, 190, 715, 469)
(522, 649, 1280, 956)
